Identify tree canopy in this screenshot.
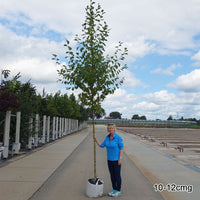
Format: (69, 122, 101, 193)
(53, 0, 128, 113)
(132, 114, 147, 120)
(53, 0, 128, 180)
(109, 111, 122, 119)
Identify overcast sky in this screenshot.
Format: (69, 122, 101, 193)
(0, 0, 200, 120)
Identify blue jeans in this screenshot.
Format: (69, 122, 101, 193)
(107, 160, 122, 191)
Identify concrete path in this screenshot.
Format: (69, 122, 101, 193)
(0, 125, 199, 200)
(29, 125, 163, 200)
(0, 129, 89, 200)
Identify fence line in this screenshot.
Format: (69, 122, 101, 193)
(88, 119, 197, 127)
(0, 111, 87, 159)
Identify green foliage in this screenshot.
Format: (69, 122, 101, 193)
(88, 107, 106, 119)
(132, 114, 147, 120)
(0, 86, 20, 112)
(53, 0, 128, 112)
(109, 111, 122, 119)
(140, 115, 147, 120)
(0, 74, 38, 146)
(0, 71, 88, 147)
(1, 69, 11, 81)
(52, 0, 128, 179)
(79, 104, 90, 121)
(179, 117, 197, 121)
(0, 72, 21, 112)
(167, 115, 173, 120)
(42, 92, 83, 119)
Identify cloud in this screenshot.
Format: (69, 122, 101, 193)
(167, 69, 200, 92)
(104, 88, 138, 105)
(0, 23, 66, 92)
(0, 24, 65, 62)
(123, 37, 155, 61)
(102, 89, 200, 119)
(191, 50, 200, 67)
(8, 58, 58, 83)
(143, 90, 176, 104)
(143, 90, 200, 107)
(132, 101, 159, 111)
(103, 0, 200, 53)
(2, 0, 200, 53)
(131, 90, 200, 119)
(151, 63, 182, 75)
(105, 36, 155, 63)
(1, 0, 200, 120)
(0, 0, 85, 34)
(120, 69, 145, 88)
(176, 92, 200, 105)
(0, 24, 66, 95)
(102, 88, 139, 117)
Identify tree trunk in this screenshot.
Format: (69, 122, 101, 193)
(92, 109, 97, 179)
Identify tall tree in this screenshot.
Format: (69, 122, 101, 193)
(167, 115, 173, 120)
(132, 114, 147, 120)
(0, 71, 20, 112)
(0, 87, 20, 112)
(132, 114, 140, 120)
(109, 111, 122, 119)
(53, 0, 128, 179)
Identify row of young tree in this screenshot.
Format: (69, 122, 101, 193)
(0, 70, 89, 145)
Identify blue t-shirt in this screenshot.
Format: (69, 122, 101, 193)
(100, 133, 124, 161)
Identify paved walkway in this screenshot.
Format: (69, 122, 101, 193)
(0, 129, 89, 200)
(0, 125, 199, 200)
(28, 125, 163, 200)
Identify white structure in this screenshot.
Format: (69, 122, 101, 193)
(55, 117, 59, 139)
(59, 117, 62, 138)
(34, 114, 39, 147)
(47, 116, 50, 143)
(12, 112, 21, 154)
(52, 116, 56, 140)
(28, 117, 33, 149)
(3, 111, 11, 158)
(42, 115, 46, 144)
(1, 111, 87, 159)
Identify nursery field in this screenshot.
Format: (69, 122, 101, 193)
(117, 127, 200, 169)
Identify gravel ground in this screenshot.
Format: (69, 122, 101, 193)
(117, 127, 200, 169)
